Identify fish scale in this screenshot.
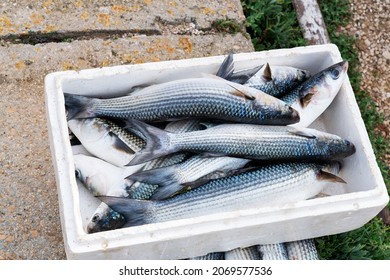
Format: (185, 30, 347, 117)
(86, 120, 202, 233)
(66, 78, 298, 125)
(158, 124, 354, 163)
(224, 246, 261, 260)
(102, 162, 339, 227)
(126, 120, 201, 200)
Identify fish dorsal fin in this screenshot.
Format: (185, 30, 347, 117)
(200, 73, 229, 81)
(216, 53, 234, 80)
(215, 53, 263, 84)
(263, 63, 272, 81)
(317, 170, 347, 184)
(287, 127, 317, 139)
(229, 65, 263, 84)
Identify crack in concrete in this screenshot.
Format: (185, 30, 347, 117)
(0, 29, 161, 45)
(0, 17, 246, 45)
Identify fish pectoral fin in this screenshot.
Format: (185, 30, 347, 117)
(199, 152, 227, 158)
(227, 83, 256, 100)
(111, 133, 136, 154)
(195, 169, 239, 182)
(300, 89, 317, 107)
(199, 122, 218, 129)
(262, 63, 273, 81)
(311, 192, 331, 199)
(317, 170, 347, 184)
(182, 177, 214, 190)
(287, 127, 317, 139)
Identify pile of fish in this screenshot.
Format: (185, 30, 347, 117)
(189, 239, 319, 260)
(65, 53, 355, 258)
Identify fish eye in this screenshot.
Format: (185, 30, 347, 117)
(75, 169, 81, 178)
(92, 214, 100, 223)
(331, 68, 341, 79)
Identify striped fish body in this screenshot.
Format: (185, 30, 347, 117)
(65, 78, 299, 125)
(224, 246, 261, 260)
(188, 252, 224, 260)
(100, 162, 343, 227)
(216, 54, 310, 98)
(257, 243, 288, 260)
(128, 121, 356, 165)
(170, 125, 351, 161)
(126, 120, 202, 200)
(243, 64, 310, 98)
(129, 155, 251, 200)
(285, 239, 319, 260)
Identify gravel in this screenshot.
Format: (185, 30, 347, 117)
(340, 0, 390, 138)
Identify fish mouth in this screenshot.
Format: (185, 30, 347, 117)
(344, 139, 356, 156)
(290, 107, 300, 123)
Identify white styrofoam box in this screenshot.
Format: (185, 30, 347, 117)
(44, 44, 389, 260)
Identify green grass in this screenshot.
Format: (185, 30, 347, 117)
(241, 0, 306, 50)
(241, 0, 390, 259)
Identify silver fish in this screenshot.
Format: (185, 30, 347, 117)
(224, 246, 261, 260)
(73, 154, 142, 233)
(68, 117, 145, 167)
(188, 252, 224, 260)
(65, 77, 299, 125)
(128, 155, 251, 200)
(87, 120, 201, 233)
(87, 203, 126, 234)
(243, 63, 310, 98)
(125, 120, 356, 166)
(126, 119, 202, 200)
(285, 239, 319, 260)
(73, 154, 142, 197)
(282, 61, 349, 128)
(217, 54, 310, 98)
(257, 243, 288, 260)
(99, 161, 346, 228)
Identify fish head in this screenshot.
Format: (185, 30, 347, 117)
(68, 118, 110, 143)
(300, 61, 348, 107)
(73, 154, 118, 196)
(311, 129, 356, 160)
(265, 99, 300, 125)
(87, 204, 126, 233)
(290, 61, 348, 128)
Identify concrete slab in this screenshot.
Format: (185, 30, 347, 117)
(0, 0, 246, 37)
(0, 30, 253, 259)
(0, 34, 253, 81)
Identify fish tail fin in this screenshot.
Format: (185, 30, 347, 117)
(125, 119, 175, 166)
(128, 166, 183, 200)
(64, 94, 97, 119)
(97, 196, 152, 227)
